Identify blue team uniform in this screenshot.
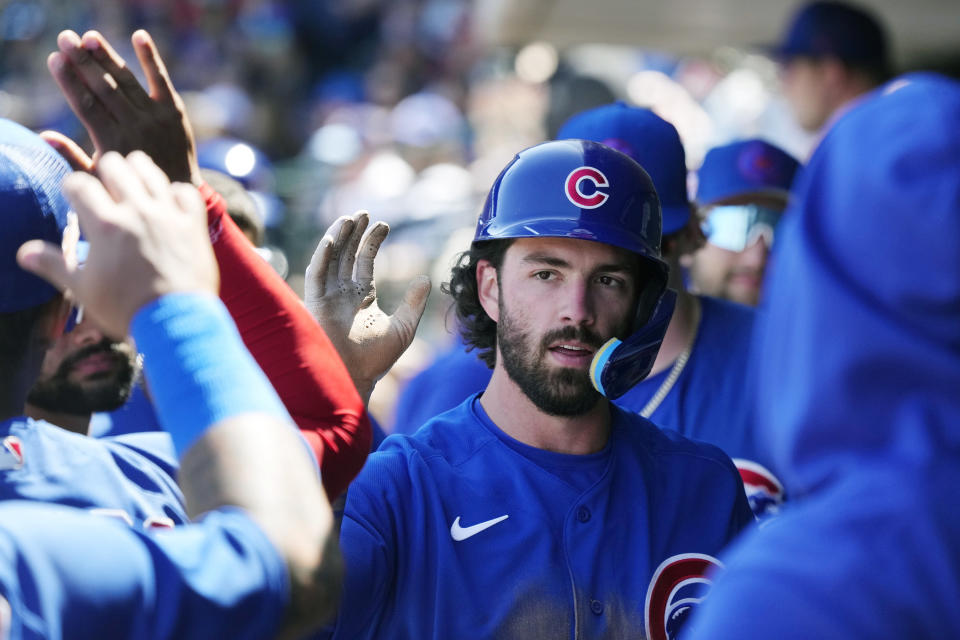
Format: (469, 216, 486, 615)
(391, 336, 491, 436)
(0, 417, 186, 528)
(90, 382, 161, 438)
(615, 296, 781, 518)
(685, 74, 960, 638)
(330, 396, 752, 639)
(0, 501, 287, 639)
(392, 301, 779, 519)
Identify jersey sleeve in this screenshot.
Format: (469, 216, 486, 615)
(200, 183, 371, 499)
(0, 502, 287, 640)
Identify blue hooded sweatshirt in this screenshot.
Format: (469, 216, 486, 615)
(685, 73, 960, 639)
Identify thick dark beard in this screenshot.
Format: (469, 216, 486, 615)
(27, 340, 139, 415)
(497, 309, 608, 417)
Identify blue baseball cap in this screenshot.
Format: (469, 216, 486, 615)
(0, 119, 72, 313)
(696, 139, 800, 206)
(557, 102, 691, 235)
(771, 1, 889, 67)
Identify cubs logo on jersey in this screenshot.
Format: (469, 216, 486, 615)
(733, 458, 785, 520)
(0, 436, 23, 471)
(565, 166, 610, 209)
(645, 553, 723, 640)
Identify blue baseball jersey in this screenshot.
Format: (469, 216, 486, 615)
(329, 395, 752, 639)
(0, 417, 186, 528)
(90, 382, 161, 438)
(615, 295, 782, 519)
(0, 501, 287, 639)
(391, 337, 492, 436)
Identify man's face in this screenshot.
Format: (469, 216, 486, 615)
(487, 237, 638, 416)
(780, 57, 833, 132)
(688, 196, 786, 306)
(688, 237, 770, 306)
(27, 315, 139, 415)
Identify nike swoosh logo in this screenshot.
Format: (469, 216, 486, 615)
(450, 514, 509, 541)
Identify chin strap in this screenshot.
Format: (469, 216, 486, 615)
(589, 289, 677, 400)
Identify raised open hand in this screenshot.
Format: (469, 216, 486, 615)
(17, 152, 217, 340)
(304, 211, 430, 404)
(45, 29, 201, 185)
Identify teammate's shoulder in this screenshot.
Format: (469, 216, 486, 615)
(694, 295, 758, 369)
(614, 407, 741, 475)
(699, 294, 757, 327)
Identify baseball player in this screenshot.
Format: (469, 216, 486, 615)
(771, 1, 891, 136)
(685, 73, 960, 638)
(5, 149, 338, 639)
(559, 104, 783, 519)
(0, 117, 186, 528)
(311, 141, 752, 639)
(686, 139, 800, 307)
(37, 28, 373, 498)
(393, 106, 782, 519)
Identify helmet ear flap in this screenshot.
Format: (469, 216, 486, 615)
(590, 289, 676, 400)
(588, 258, 672, 401)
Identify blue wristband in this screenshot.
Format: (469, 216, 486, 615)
(131, 293, 290, 457)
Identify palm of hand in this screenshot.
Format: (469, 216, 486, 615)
(305, 212, 430, 396)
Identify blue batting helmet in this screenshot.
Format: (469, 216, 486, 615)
(475, 139, 675, 398)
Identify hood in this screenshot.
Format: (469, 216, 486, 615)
(756, 73, 960, 496)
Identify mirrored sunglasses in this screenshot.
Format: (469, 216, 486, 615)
(701, 204, 783, 252)
(64, 239, 90, 334)
(63, 305, 84, 334)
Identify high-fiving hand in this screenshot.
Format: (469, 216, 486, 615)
(44, 29, 201, 186)
(304, 211, 431, 404)
(17, 152, 217, 340)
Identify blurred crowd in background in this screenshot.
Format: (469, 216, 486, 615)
(0, 0, 908, 423)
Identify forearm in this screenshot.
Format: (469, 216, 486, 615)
(133, 293, 340, 635)
(201, 183, 371, 498)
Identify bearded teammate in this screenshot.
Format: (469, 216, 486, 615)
(3, 149, 340, 639)
(0, 118, 186, 528)
(39, 28, 371, 499)
(686, 139, 800, 307)
(311, 141, 752, 639)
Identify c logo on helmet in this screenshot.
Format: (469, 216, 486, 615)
(645, 553, 723, 640)
(733, 458, 785, 520)
(565, 166, 610, 209)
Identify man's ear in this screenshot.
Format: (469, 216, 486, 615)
(476, 259, 500, 322)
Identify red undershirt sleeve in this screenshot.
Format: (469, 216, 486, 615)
(199, 182, 371, 500)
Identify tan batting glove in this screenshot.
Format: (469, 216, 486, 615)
(304, 211, 431, 405)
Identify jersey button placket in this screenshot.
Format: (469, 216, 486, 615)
(589, 599, 604, 616)
(576, 505, 591, 523)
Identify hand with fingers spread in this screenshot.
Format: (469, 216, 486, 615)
(17, 151, 217, 340)
(45, 29, 201, 185)
(305, 211, 431, 404)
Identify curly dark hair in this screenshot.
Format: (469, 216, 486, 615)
(442, 239, 513, 369)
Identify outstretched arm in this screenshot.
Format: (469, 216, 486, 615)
(46, 29, 369, 498)
(19, 151, 339, 637)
